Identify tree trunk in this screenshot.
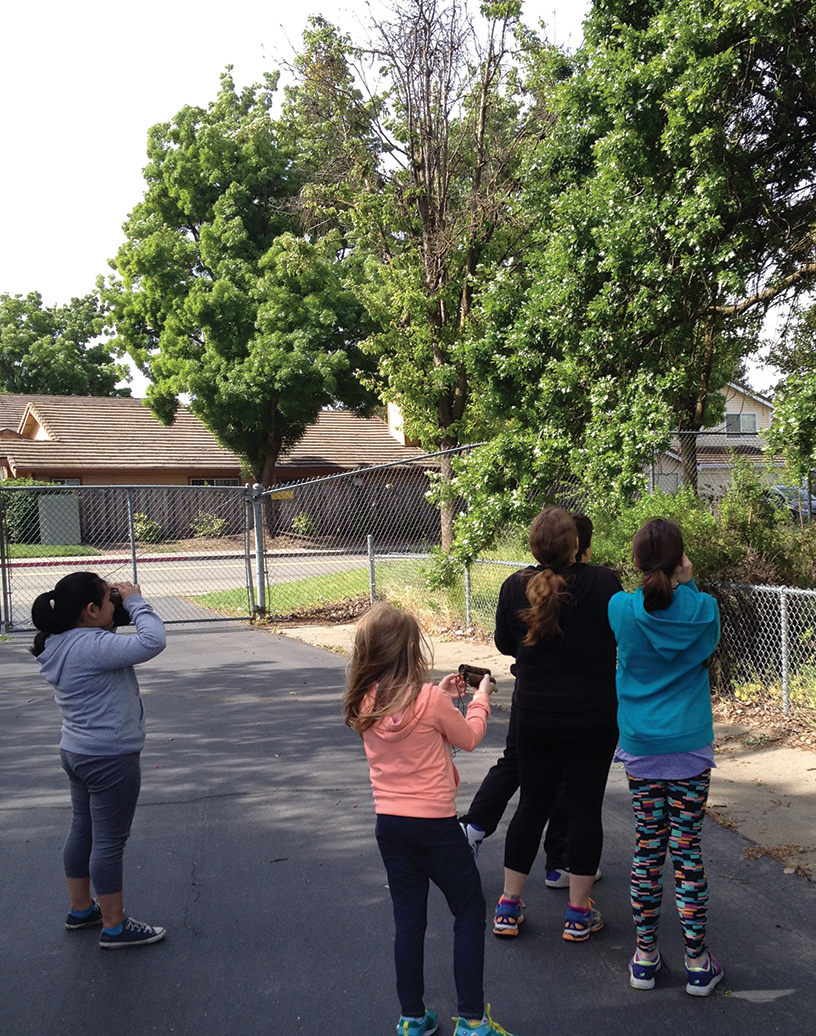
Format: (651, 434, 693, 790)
(678, 423, 699, 492)
(440, 449, 454, 551)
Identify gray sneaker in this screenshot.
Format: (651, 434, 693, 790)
(99, 916, 166, 949)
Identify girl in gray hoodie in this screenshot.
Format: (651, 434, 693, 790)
(32, 571, 167, 948)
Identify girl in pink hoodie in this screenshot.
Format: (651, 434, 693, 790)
(344, 602, 518, 1036)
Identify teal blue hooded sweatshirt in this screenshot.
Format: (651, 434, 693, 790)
(608, 580, 720, 756)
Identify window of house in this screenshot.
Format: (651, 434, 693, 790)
(725, 413, 758, 435)
(190, 478, 240, 487)
(50, 478, 81, 486)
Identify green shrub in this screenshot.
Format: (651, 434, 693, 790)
(292, 511, 318, 537)
(0, 478, 57, 544)
(421, 546, 462, 591)
(190, 511, 228, 538)
(133, 512, 162, 543)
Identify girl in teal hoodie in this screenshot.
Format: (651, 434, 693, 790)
(608, 519, 722, 997)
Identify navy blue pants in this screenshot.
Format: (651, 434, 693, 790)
(60, 750, 141, 895)
(376, 814, 485, 1019)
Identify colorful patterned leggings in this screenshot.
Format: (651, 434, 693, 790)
(627, 771, 711, 956)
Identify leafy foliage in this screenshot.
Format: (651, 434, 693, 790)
(190, 511, 228, 538)
(465, 0, 816, 520)
(0, 293, 127, 396)
(106, 70, 377, 485)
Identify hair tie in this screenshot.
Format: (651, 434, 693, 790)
(49, 596, 56, 608)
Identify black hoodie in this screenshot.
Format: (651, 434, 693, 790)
(494, 563, 622, 714)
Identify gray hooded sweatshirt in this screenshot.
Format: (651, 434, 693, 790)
(37, 594, 166, 756)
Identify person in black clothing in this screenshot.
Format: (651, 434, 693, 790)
(460, 515, 601, 888)
(491, 508, 621, 942)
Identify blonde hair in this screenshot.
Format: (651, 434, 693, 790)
(518, 507, 578, 645)
(343, 601, 431, 734)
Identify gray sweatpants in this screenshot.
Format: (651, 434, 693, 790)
(59, 750, 142, 895)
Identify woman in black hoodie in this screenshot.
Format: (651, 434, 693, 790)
(491, 508, 622, 942)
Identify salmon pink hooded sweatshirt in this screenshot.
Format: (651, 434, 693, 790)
(361, 683, 490, 818)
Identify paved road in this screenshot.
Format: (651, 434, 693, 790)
(2, 551, 374, 628)
(2, 622, 815, 1036)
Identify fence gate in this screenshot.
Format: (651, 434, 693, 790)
(0, 484, 255, 632)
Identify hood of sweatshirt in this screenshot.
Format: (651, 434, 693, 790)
(366, 683, 434, 744)
(37, 628, 98, 685)
(630, 584, 716, 661)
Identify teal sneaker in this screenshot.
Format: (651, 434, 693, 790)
(452, 1004, 518, 1035)
(397, 1009, 438, 1035)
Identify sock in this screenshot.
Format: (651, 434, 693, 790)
(103, 922, 124, 936)
(568, 902, 590, 914)
(499, 894, 520, 903)
(635, 948, 659, 962)
(69, 903, 96, 918)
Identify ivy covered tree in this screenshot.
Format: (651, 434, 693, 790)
(0, 292, 127, 396)
(106, 70, 376, 485)
(471, 0, 816, 519)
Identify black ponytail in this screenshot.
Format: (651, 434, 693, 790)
(30, 572, 106, 656)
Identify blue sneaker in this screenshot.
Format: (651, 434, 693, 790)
(629, 949, 661, 989)
(452, 1004, 518, 1035)
(492, 897, 524, 937)
(99, 916, 166, 949)
(397, 1011, 438, 1036)
(562, 899, 604, 942)
(685, 952, 724, 996)
(65, 901, 103, 930)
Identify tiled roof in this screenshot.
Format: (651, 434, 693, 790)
(0, 394, 241, 473)
(0, 396, 433, 476)
(279, 411, 432, 470)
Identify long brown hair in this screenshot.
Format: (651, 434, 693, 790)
(519, 507, 578, 645)
(344, 601, 431, 734)
(632, 518, 685, 612)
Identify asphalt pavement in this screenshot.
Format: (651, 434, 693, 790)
(2, 620, 816, 1036)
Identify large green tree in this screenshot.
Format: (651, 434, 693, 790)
(0, 292, 127, 397)
(467, 0, 816, 525)
(106, 70, 376, 485)
(284, 1, 547, 546)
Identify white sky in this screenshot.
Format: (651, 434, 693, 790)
(0, 0, 774, 393)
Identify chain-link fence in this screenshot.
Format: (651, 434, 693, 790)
(2, 441, 815, 720)
(0, 484, 256, 629)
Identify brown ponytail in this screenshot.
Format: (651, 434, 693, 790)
(518, 508, 578, 645)
(632, 518, 684, 613)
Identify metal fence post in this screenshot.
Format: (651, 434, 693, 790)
(126, 488, 139, 584)
(780, 588, 790, 715)
(465, 560, 472, 627)
(368, 534, 376, 604)
(252, 484, 266, 617)
(0, 492, 11, 632)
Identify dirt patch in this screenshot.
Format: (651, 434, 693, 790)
(713, 696, 816, 751)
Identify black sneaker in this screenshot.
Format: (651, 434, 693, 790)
(99, 916, 166, 949)
(65, 901, 103, 930)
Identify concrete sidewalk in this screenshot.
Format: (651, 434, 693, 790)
(2, 620, 816, 1036)
(277, 620, 816, 879)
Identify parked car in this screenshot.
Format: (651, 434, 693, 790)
(765, 484, 816, 520)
